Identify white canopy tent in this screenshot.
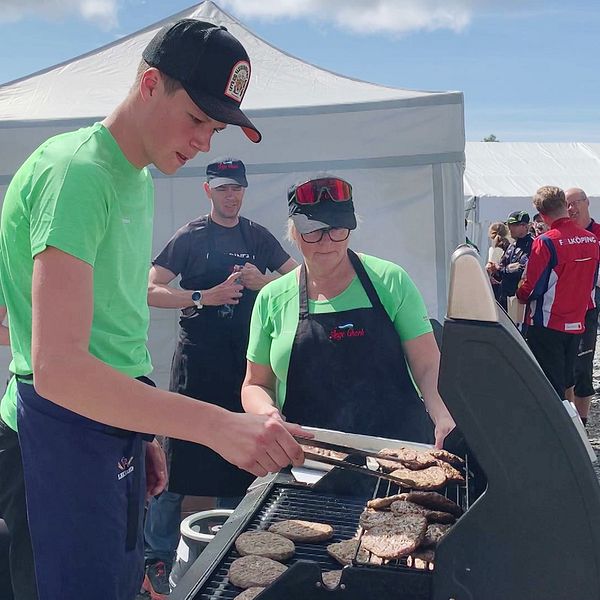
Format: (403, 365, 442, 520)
(465, 141, 600, 256)
(0, 2, 465, 388)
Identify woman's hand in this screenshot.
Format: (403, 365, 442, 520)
(432, 413, 456, 449)
(402, 332, 456, 449)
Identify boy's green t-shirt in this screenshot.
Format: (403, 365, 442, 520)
(246, 253, 433, 409)
(0, 123, 155, 430)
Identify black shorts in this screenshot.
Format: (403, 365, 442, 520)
(526, 325, 581, 400)
(573, 307, 599, 398)
(0, 417, 37, 600)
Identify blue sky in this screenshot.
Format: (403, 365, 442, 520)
(0, 0, 598, 142)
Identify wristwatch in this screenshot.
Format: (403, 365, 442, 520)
(191, 290, 204, 309)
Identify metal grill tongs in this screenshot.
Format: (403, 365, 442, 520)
(295, 435, 413, 486)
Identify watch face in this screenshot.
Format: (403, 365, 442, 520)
(192, 291, 201, 302)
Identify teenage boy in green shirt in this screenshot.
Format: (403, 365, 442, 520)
(0, 20, 307, 600)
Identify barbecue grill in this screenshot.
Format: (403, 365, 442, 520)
(171, 246, 600, 600)
(171, 466, 468, 600)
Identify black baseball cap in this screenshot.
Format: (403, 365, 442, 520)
(506, 210, 530, 224)
(288, 180, 357, 234)
(143, 19, 261, 143)
(206, 158, 248, 188)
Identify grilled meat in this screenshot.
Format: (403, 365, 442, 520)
(268, 519, 334, 543)
(228, 555, 287, 589)
(235, 531, 295, 561)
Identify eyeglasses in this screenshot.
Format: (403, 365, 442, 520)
(300, 227, 350, 243)
(292, 177, 352, 205)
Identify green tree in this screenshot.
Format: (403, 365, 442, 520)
(483, 134, 499, 142)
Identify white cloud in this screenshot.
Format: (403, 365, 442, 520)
(0, 0, 559, 35)
(0, 0, 118, 30)
(219, 0, 554, 36)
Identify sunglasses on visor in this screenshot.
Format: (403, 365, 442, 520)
(292, 177, 352, 205)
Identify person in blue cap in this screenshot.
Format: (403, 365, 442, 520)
(144, 157, 297, 594)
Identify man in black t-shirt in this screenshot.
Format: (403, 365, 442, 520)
(143, 158, 297, 595)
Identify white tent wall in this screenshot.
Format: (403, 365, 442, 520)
(0, 2, 465, 390)
(465, 142, 600, 256)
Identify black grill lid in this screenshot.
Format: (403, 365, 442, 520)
(433, 247, 600, 600)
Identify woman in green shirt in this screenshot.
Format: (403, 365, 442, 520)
(242, 176, 455, 448)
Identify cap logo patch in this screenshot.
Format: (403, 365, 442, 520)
(224, 61, 250, 103)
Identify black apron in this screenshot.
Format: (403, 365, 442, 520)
(283, 249, 434, 444)
(167, 218, 255, 496)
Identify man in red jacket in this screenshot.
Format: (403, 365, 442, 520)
(517, 186, 599, 401)
(565, 187, 600, 424)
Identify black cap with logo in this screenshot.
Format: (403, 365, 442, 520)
(506, 210, 530, 225)
(206, 158, 248, 188)
(143, 19, 261, 143)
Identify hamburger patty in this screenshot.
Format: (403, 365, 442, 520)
(434, 459, 465, 483)
(235, 531, 295, 561)
(375, 447, 438, 472)
(268, 520, 334, 543)
(406, 491, 463, 517)
(388, 465, 447, 490)
(327, 539, 370, 565)
(228, 556, 287, 589)
(359, 508, 400, 529)
(411, 548, 436, 567)
(301, 444, 348, 461)
(366, 493, 408, 510)
(390, 500, 455, 524)
(361, 514, 428, 560)
(428, 448, 464, 467)
(421, 522, 451, 548)
(389, 500, 430, 517)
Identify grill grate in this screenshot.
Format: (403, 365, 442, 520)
(195, 468, 471, 600)
(197, 486, 369, 599)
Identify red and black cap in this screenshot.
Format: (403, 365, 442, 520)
(143, 19, 261, 143)
(288, 178, 357, 234)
